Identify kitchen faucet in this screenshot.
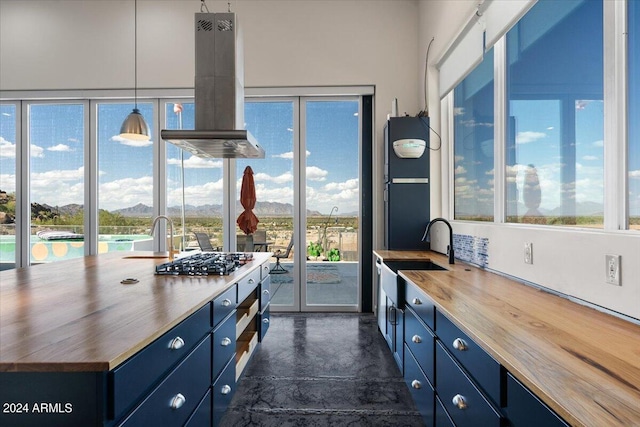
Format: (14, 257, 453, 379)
(151, 215, 177, 261)
(421, 218, 455, 264)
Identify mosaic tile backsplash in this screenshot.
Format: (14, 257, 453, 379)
(453, 234, 489, 268)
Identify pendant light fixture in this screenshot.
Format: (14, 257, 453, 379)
(119, 0, 150, 141)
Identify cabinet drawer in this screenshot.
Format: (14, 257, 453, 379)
(435, 342, 502, 427)
(213, 357, 236, 427)
(405, 306, 435, 385)
(118, 335, 212, 427)
(435, 395, 455, 427)
(406, 283, 435, 330)
(260, 261, 270, 281)
(213, 285, 237, 328)
(110, 303, 211, 420)
(260, 275, 271, 312)
(506, 373, 569, 427)
(260, 305, 270, 342)
(212, 312, 236, 381)
(237, 267, 261, 303)
(184, 388, 212, 427)
(436, 310, 502, 406)
(404, 343, 435, 426)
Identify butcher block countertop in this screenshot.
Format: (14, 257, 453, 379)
(374, 249, 640, 427)
(0, 252, 271, 373)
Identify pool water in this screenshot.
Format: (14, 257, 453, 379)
(0, 235, 153, 264)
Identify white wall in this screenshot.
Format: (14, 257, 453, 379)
(418, 0, 640, 321)
(0, 0, 422, 281)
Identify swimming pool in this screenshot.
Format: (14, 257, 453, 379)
(0, 234, 153, 265)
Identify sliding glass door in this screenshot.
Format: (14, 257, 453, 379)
(302, 99, 360, 310)
(241, 97, 360, 312)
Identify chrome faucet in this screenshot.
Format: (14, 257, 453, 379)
(151, 215, 177, 261)
(421, 218, 455, 264)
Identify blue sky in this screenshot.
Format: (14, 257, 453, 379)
(0, 100, 360, 215)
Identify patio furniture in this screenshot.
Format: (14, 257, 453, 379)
(271, 235, 293, 273)
(194, 232, 219, 252)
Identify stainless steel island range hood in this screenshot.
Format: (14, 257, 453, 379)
(161, 12, 264, 159)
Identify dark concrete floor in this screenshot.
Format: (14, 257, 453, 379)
(221, 313, 425, 426)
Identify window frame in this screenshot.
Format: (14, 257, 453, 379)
(445, 0, 634, 234)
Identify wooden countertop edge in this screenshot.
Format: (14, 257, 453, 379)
(381, 250, 640, 427)
(0, 252, 271, 373)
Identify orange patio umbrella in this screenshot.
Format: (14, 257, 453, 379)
(237, 166, 259, 235)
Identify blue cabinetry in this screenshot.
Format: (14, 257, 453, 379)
(506, 373, 569, 427)
(392, 276, 570, 427)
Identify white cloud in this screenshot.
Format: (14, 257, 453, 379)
(454, 155, 464, 163)
(0, 137, 15, 158)
(453, 107, 465, 116)
(29, 167, 85, 206)
(273, 150, 310, 159)
(99, 176, 154, 211)
(592, 140, 604, 148)
(322, 178, 358, 192)
(582, 155, 599, 161)
(0, 173, 16, 192)
(48, 144, 74, 152)
(31, 144, 45, 157)
(306, 166, 328, 181)
(254, 171, 293, 185)
(516, 131, 546, 145)
(455, 165, 467, 175)
(167, 155, 222, 169)
(630, 170, 640, 179)
(110, 134, 154, 147)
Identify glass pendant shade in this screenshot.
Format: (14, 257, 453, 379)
(120, 108, 150, 141)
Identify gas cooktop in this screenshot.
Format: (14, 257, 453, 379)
(155, 252, 253, 276)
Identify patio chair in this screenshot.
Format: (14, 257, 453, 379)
(271, 235, 293, 273)
(194, 232, 218, 252)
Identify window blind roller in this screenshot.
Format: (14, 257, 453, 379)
(483, 0, 538, 50)
(437, 18, 485, 98)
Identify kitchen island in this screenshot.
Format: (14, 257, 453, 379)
(0, 251, 272, 426)
(374, 250, 640, 427)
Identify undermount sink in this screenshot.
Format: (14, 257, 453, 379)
(379, 260, 447, 303)
(383, 260, 447, 274)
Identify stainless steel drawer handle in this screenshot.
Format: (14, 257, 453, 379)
(248, 278, 255, 284)
(264, 266, 269, 272)
(263, 289, 270, 295)
(168, 337, 185, 350)
(170, 393, 186, 410)
(411, 335, 422, 344)
(452, 394, 467, 410)
(221, 385, 232, 395)
(411, 380, 422, 389)
(221, 337, 232, 347)
(453, 338, 468, 351)
(412, 297, 422, 305)
(263, 318, 270, 324)
(221, 298, 232, 307)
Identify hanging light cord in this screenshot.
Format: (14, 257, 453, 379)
(134, 0, 138, 110)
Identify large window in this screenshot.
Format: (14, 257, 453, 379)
(164, 102, 224, 251)
(0, 103, 17, 269)
(97, 102, 154, 251)
(630, 0, 640, 230)
(454, 48, 494, 221)
(505, 0, 603, 226)
(29, 103, 86, 263)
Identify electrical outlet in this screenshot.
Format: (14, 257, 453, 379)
(524, 242, 533, 264)
(605, 254, 621, 286)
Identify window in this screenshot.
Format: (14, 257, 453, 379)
(629, 0, 640, 230)
(29, 103, 86, 263)
(97, 102, 154, 251)
(505, 0, 604, 226)
(454, 48, 494, 221)
(0, 103, 17, 269)
(164, 102, 224, 251)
